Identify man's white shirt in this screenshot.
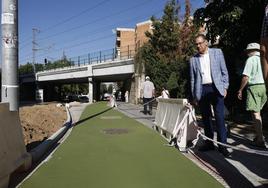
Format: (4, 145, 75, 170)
(199, 52, 213, 84)
(142, 81, 155, 98)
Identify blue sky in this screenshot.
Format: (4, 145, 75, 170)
(4, 0, 205, 65)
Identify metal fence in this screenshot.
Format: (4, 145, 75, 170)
(67, 45, 136, 67)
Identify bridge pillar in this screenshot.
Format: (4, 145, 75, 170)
(88, 78, 93, 103)
(129, 73, 145, 104)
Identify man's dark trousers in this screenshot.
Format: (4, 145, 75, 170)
(199, 84, 227, 146)
(143, 97, 153, 114)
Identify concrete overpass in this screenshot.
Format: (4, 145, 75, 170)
(36, 58, 134, 83)
(20, 58, 143, 103)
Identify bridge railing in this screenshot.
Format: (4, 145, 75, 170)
(70, 45, 135, 65)
(38, 45, 136, 72)
(39, 45, 136, 72)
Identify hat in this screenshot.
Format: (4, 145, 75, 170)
(245, 43, 260, 51)
(145, 76, 150, 80)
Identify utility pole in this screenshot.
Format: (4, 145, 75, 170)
(1, 0, 19, 111)
(32, 28, 40, 80)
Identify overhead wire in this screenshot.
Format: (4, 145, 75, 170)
(19, 9, 162, 64)
(19, 3, 162, 63)
(19, 0, 157, 50)
(19, 0, 112, 45)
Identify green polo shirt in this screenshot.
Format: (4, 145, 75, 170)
(242, 52, 265, 85)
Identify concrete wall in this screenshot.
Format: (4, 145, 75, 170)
(129, 73, 145, 104)
(0, 103, 31, 188)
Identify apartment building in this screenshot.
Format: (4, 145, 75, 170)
(115, 20, 152, 58)
(135, 20, 153, 49)
(115, 28, 135, 58)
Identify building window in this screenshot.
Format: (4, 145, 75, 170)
(117, 31, 121, 37)
(116, 40, 121, 47)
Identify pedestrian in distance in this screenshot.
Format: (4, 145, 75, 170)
(237, 43, 267, 148)
(189, 34, 231, 157)
(141, 76, 155, 115)
(125, 90, 129, 103)
(159, 85, 170, 99)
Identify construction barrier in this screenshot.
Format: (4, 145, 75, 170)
(154, 98, 198, 151)
(108, 95, 117, 108)
(0, 103, 31, 188)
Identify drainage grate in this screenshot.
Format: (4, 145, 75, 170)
(103, 128, 129, 135)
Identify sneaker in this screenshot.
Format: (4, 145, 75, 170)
(198, 143, 215, 151)
(218, 147, 231, 157)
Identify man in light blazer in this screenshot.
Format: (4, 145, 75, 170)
(189, 34, 230, 157)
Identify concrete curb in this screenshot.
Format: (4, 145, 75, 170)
(29, 105, 72, 163)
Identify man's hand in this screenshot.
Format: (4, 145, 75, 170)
(190, 100, 198, 107)
(224, 89, 228, 98)
(237, 90, 243, 100)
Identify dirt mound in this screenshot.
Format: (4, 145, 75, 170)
(19, 103, 67, 150)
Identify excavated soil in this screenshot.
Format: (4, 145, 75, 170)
(19, 103, 67, 151)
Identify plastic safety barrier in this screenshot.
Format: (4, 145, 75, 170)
(154, 98, 198, 151)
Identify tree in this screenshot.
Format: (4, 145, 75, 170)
(135, 0, 198, 97)
(194, 0, 267, 108)
(167, 72, 179, 97)
(19, 63, 34, 74)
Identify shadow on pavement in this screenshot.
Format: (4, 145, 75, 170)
(192, 148, 255, 188)
(192, 131, 268, 188)
(74, 107, 113, 127)
(9, 142, 61, 188)
(228, 133, 268, 182)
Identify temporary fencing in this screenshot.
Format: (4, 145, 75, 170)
(107, 95, 117, 108)
(153, 99, 268, 156)
(154, 98, 198, 151)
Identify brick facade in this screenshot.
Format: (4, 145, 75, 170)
(116, 20, 152, 58)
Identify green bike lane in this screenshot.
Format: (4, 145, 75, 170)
(20, 102, 222, 188)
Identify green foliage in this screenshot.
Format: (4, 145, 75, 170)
(44, 59, 72, 70)
(135, 0, 197, 98)
(194, 0, 267, 107)
(19, 63, 34, 74)
(19, 58, 72, 75)
(146, 1, 180, 59)
(167, 72, 179, 97)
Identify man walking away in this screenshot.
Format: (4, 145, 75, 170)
(141, 76, 155, 115)
(237, 43, 267, 148)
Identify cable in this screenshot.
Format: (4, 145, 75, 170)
(19, 0, 112, 45)
(19, 8, 160, 53)
(19, 9, 162, 63)
(20, 34, 115, 63)
(19, 0, 158, 48)
(42, 0, 112, 32)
